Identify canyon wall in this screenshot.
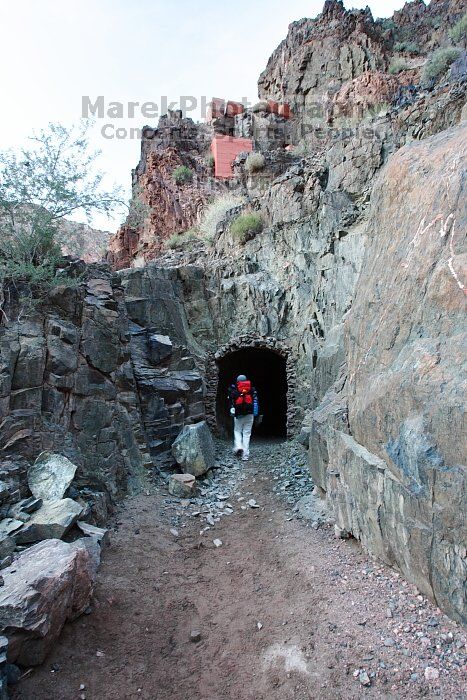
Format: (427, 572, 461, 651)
(0, 0, 465, 623)
(0, 268, 149, 522)
(106, 1, 466, 623)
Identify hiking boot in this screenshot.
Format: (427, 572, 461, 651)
(242, 455, 249, 462)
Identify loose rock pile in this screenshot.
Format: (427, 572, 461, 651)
(0, 452, 105, 688)
(161, 436, 317, 536)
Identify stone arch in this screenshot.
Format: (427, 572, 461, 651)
(205, 335, 297, 438)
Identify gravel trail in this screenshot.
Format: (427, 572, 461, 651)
(14, 441, 466, 700)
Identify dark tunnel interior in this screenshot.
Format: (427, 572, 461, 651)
(216, 348, 288, 440)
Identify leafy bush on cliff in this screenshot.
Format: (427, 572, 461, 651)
(449, 14, 467, 45)
(388, 57, 410, 74)
(198, 194, 245, 242)
(379, 18, 396, 36)
(172, 165, 193, 185)
(230, 213, 263, 244)
(205, 154, 215, 169)
(0, 121, 122, 314)
(394, 41, 420, 54)
(165, 229, 199, 250)
(423, 47, 462, 80)
(126, 185, 151, 230)
(245, 152, 266, 174)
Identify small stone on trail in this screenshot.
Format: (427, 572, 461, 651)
(359, 671, 371, 686)
(190, 630, 201, 643)
(248, 499, 259, 509)
(170, 528, 179, 537)
(213, 539, 222, 547)
(168, 473, 196, 498)
(257, 622, 263, 630)
(79, 684, 86, 690)
(96, 650, 105, 657)
(424, 666, 440, 681)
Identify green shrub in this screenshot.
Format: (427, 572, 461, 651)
(206, 154, 215, 169)
(0, 122, 121, 318)
(379, 18, 397, 36)
(172, 166, 193, 185)
(367, 102, 391, 119)
(449, 13, 467, 44)
(388, 57, 410, 74)
(245, 152, 266, 174)
(423, 47, 462, 80)
(230, 213, 263, 244)
(198, 194, 245, 242)
(394, 41, 420, 54)
(165, 229, 199, 250)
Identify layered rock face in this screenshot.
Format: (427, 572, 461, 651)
(0, 268, 149, 521)
(258, 0, 464, 119)
(258, 0, 388, 115)
(310, 123, 466, 624)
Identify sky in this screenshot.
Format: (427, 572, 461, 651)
(0, 0, 406, 231)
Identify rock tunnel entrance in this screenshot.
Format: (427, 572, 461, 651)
(215, 347, 288, 439)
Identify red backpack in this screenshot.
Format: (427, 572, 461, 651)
(235, 380, 253, 407)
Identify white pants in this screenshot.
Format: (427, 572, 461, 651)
(234, 414, 254, 458)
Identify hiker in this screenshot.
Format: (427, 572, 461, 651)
(228, 374, 259, 461)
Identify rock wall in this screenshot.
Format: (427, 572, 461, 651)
(258, 0, 465, 120)
(100, 1, 466, 625)
(118, 264, 208, 459)
(0, 267, 149, 521)
(310, 123, 466, 624)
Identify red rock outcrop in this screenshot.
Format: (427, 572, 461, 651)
(107, 112, 224, 270)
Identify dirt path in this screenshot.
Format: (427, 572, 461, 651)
(13, 442, 466, 700)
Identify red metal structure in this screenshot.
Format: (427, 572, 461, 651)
(211, 135, 253, 178)
(225, 100, 245, 117)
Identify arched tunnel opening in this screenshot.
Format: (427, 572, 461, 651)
(215, 347, 288, 440)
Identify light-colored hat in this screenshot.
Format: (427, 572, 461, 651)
(237, 374, 247, 382)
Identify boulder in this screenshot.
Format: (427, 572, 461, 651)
(171, 421, 215, 477)
(28, 452, 78, 502)
(0, 538, 100, 666)
(76, 521, 109, 547)
(15, 499, 84, 544)
(168, 473, 196, 498)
